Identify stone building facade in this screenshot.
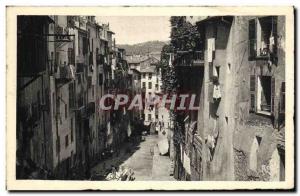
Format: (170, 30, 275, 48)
(17, 15, 131, 179)
(171, 16, 286, 181)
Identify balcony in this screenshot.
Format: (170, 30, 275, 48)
(193, 51, 204, 66)
(55, 65, 74, 85)
(175, 50, 204, 67)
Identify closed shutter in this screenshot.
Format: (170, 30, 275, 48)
(209, 62, 213, 80)
(249, 19, 257, 59)
(271, 77, 275, 115)
(208, 83, 214, 103)
(250, 75, 256, 112)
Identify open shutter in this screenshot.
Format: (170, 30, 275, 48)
(249, 75, 256, 112)
(271, 77, 275, 115)
(271, 16, 278, 64)
(280, 82, 285, 114)
(249, 19, 257, 59)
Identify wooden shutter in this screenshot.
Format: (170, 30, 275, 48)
(271, 16, 278, 64)
(249, 19, 257, 59)
(209, 62, 213, 80)
(280, 82, 285, 114)
(271, 77, 275, 115)
(249, 75, 256, 112)
(208, 83, 214, 103)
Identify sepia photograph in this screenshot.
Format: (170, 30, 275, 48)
(6, 6, 295, 190)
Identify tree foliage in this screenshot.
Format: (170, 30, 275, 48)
(170, 16, 201, 52)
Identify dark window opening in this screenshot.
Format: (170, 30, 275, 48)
(65, 135, 69, 148)
(258, 76, 271, 113)
(248, 16, 277, 61)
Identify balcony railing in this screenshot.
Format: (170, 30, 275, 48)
(193, 51, 204, 65)
(175, 50, 204, 66)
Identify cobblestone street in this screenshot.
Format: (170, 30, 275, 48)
(91, 135, 175, 181)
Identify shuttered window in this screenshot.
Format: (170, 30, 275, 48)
(98, 73, 103, 86)
(250, 75, 256, 112)
(270, 16, 278, 64)
(271, 77, 275, 115)
(280, 82, 285, 114)
(249, 19, 257, 59)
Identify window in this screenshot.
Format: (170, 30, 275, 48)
(148, 114, 151, 121)
(142, 82, 146, 89)
(148, 82, 152, 89)
(143, 73, 146, 78)
(69, 83, 75, 109)
(250, 75, 256, 112)
(71, 118, 74, 143)
(250, 75, 273, 116)
(149, 73, 152, 79)
(99, 73, 103, 85)
(65, 104, 68, 119)
(249, 16, 277, 60)
(258, 76, 272, 115)
(65, 135, 69, 148)
(280, 82, 285, 114)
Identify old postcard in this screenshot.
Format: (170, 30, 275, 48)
(6, 6, 294, 190)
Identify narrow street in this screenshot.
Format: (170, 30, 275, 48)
(91, 135, 175, 181)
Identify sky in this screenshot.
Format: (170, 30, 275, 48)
(96, 16, 171, 45)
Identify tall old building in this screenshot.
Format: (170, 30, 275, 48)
(168, 16, 285, 181)
(16, 15, 132, 180)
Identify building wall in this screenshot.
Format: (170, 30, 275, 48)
(196, 16, 285, 181)
(55, 82, 76, 166)
(141, 71, 158, 126)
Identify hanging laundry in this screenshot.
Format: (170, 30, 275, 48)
(189, 121, 197, 133)
(213, 65, 218, 77)
(107, 121, 111, 136)
(127, 123, 131, 137)
(269, 36, 275, 53)
(206, 134, 215, 150)
(207, 38, 215, 63)
(168, 53, 173, 67)
(69, 64, 75, 79)
(213, 84, 222, 99)
(183, 151, 191, 175)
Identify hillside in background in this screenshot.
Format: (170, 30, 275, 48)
(117, 40, 169, 56)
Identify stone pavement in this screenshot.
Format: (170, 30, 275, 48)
(91, 134, 176, 181)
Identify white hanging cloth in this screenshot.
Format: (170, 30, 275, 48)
(213, 84, 221, 99)
(69, 64, 75, 79)
(168, 53, 173, 67)
(207, 38, 215, 63)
